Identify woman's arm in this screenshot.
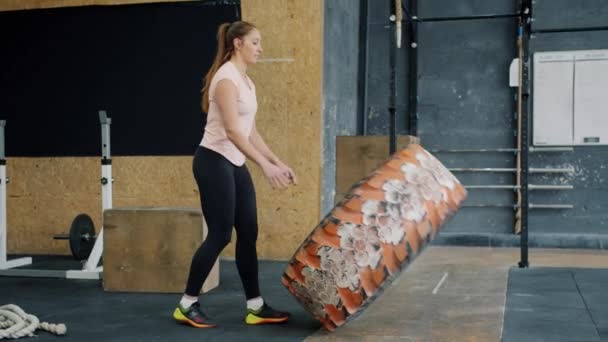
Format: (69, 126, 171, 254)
(215, 79, 291, 188)
(249, 123, 281, 165)
(250, 123, 298, 184)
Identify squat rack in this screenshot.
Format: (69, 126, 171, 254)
(0, 120, 33, 270)
(0, 111, 112, 279)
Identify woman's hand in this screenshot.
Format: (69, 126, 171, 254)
(262, 162, 292, 189)
(275, 161, 298, 185)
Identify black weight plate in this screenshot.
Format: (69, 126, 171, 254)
(69, 214, 96, 260)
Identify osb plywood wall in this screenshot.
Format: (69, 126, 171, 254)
(5, 0, 324, 261)
(240, 0, 324, 259)
(0, 0, 187, 11)
(6, 157, 199, 254)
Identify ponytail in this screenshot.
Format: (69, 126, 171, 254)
(202, 23, 231, 113)
(201, 21, 257, 113)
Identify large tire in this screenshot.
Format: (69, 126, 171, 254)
(282, 144, 467, 331)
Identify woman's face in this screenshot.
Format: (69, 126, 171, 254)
(235, 28, 263, 65)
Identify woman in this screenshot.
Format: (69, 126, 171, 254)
(173, 21, 297, 328)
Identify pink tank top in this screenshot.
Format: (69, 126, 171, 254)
(201, 61, 257, 166)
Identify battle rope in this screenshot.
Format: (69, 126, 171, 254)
(0, 304, 66, 339)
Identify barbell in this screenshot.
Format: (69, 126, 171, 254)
(52, 214, 97, 261)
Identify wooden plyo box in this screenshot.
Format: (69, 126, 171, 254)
(102, 207, 219, 293)
(335, 135, 420, 202)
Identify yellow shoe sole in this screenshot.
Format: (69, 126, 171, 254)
(173, 308, 217, 328)
(245, 313, 289, 325)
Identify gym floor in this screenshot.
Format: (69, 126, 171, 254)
(0, 258, 319, 342)
(2, 246, 608, 341)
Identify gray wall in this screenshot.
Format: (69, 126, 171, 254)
(527, 0, 608, 240)
(364, 0, 410, 135)
(416, 2, 518, 235)
(323, 0, 608, 247)
(322, 0, 361, 215)
(360, 0, 521, 235)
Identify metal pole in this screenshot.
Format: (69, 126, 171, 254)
(463, 204, 574, 209)
(0, 120, 7, 265)
(414, 13, 519, 22)
(514, 16, 524, 235)
(429, 147, 573, 153)
(519, 0, 532, 269)
(0, 120, 32, 270)
(69, 110, 112, 278)
(82, 110, 111, 272)
(532, 25, 608, 34)
(449, 167, 574, 173)
(407, 0, 418, 137)
(358, 0, 369, 135)
(388, 0, 398, 155)
(0, 120, 4, 161)
(464, 184, 573, 190)
(99, 110, 112, 212)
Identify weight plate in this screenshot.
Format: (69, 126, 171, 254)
(69, 214, 96, 260)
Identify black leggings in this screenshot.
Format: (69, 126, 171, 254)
(185, 146, 260, 299)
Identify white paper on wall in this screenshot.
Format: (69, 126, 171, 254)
(532, 49, 608, 146)
(573, 53, 608, 145)
(533, 52, 574, 146)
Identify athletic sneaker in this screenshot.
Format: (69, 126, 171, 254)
(245, 303, 290, 325)
(173, 302, 217, 328)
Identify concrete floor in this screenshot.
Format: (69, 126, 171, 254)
(2, 247, 608, 341)
(306, 246, 608, 342)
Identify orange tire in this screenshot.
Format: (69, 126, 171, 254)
(283, 144, 467, 331)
